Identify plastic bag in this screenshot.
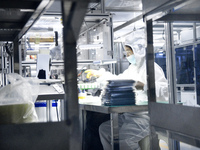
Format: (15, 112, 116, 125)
(0, 73, 39, 124)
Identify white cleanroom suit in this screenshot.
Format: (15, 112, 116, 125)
(98, 30, 168, 150)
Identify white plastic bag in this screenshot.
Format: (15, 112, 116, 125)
(0, 73, 39, 124)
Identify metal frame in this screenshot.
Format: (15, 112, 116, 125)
(80, 103, 148, 150)
(165, 22, 177, 104)
(143, 0, 200, 149)
(1, 45, 7, 86)
(0, 0, 101, 150)
(113, 14, 143, 32)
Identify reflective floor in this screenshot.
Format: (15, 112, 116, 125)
(160, 140, 200, 150)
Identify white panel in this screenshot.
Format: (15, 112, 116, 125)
(181, 91, 197, 106)
(180, 29, 193, 44)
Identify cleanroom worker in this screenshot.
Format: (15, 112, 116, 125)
(86, 30, 168, 150)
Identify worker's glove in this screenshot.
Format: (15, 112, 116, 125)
(84, 68, 106, 79)
(84, 69, 98, 79)
(134, 81, 144, 90)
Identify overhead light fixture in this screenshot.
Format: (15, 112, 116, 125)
(93, 60, 117, 65)
(77, 44, 103, 50)
(20, 9, 35, 12)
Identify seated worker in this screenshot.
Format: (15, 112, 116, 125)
(86, 30, 168, 150)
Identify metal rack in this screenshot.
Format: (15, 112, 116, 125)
(0, 0, 100, 150)
(142, 0, 200, 149)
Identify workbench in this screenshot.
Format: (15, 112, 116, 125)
(79, 96, 148, 150)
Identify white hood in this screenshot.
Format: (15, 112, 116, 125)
(124, 30, 146, 71)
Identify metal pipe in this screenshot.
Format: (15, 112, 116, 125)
(165, 22, 177, 104)
(193, 23, 197, 43)
(101, 0, 105, 13)
(110, 113, 119, 150)
(14, 39, 22, 75)
(146, 19, 160, 150)
(61, 1, 90, 149)
(193, 23, 197, 106)
(4, 46, 7, 85)
(165, 22, 179, 150)
(114, 14, 143, 32)
(146, 19, 156, 102)
(1, 46, 4, 87)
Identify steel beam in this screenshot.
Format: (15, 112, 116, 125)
(110, 113, 119, 150)
(61, 0, 95, 149)
(143, 0, 187, 20)
(157, 14, 200, 22)
(169, 130, 200, 148)
(0, 122, 69, 150)
(150, 102, 200, 143)
(16, 0, 52, 41)
(113, 14, 143, 32)
(146, 19, 156, 103)
(106, 7, 142, 12)
(165, 22, 177, 104)
(0, 1, 39, 9)
(13, 39, 22, 75)
(0, 23, 24, 30)
(0, 37, 15, 42)
(146, 19, 159, 150)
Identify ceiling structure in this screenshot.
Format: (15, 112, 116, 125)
(25, 0, 200, 49)
(42, 0, 144, 40)
(0, 0, 53, 42)
(0, 0, 195, 51)
(0, 0, 199, 44)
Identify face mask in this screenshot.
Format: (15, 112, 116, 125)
(126, 55, 136, 65)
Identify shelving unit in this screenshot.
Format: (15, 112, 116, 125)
(3, 0, 200, 149)
(142, 0, 200, 149)
(0, 1, 99, 150)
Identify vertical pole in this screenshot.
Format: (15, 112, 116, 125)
(193, 23, 197, 104)
(110, 15, 115, 74)
(146, 19, 156, 103)
(13, 39, 22, 75)
(46, 100, 50, 121)
(62, 1, 77, 149)
(101, 0, 105, 13)
(165, 23, 177, 104)
(1, 46, 5, 87)
(146, 19, 160, 150)
(165, 22, 180, 150)
(11, 50, 14, 73)
(193, 23, 197, 43)
(61, 1, 90, 150)
(4, 46, 8, 85)
(60, 99, 65, 121)
(110, 113, 119, 150)
(8, 55, 12, 74)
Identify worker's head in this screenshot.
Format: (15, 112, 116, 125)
(124, 45, 136, 65)
(124, 29, 146, 68)
(124, 45, 134, 57)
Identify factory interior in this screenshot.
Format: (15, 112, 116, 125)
(0, 0, 200, 150)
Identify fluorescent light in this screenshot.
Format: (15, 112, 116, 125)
(20, 9, 35, 12)
(77, 44, 103, 50)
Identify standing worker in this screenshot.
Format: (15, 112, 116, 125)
(87, 29, 168, 150)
